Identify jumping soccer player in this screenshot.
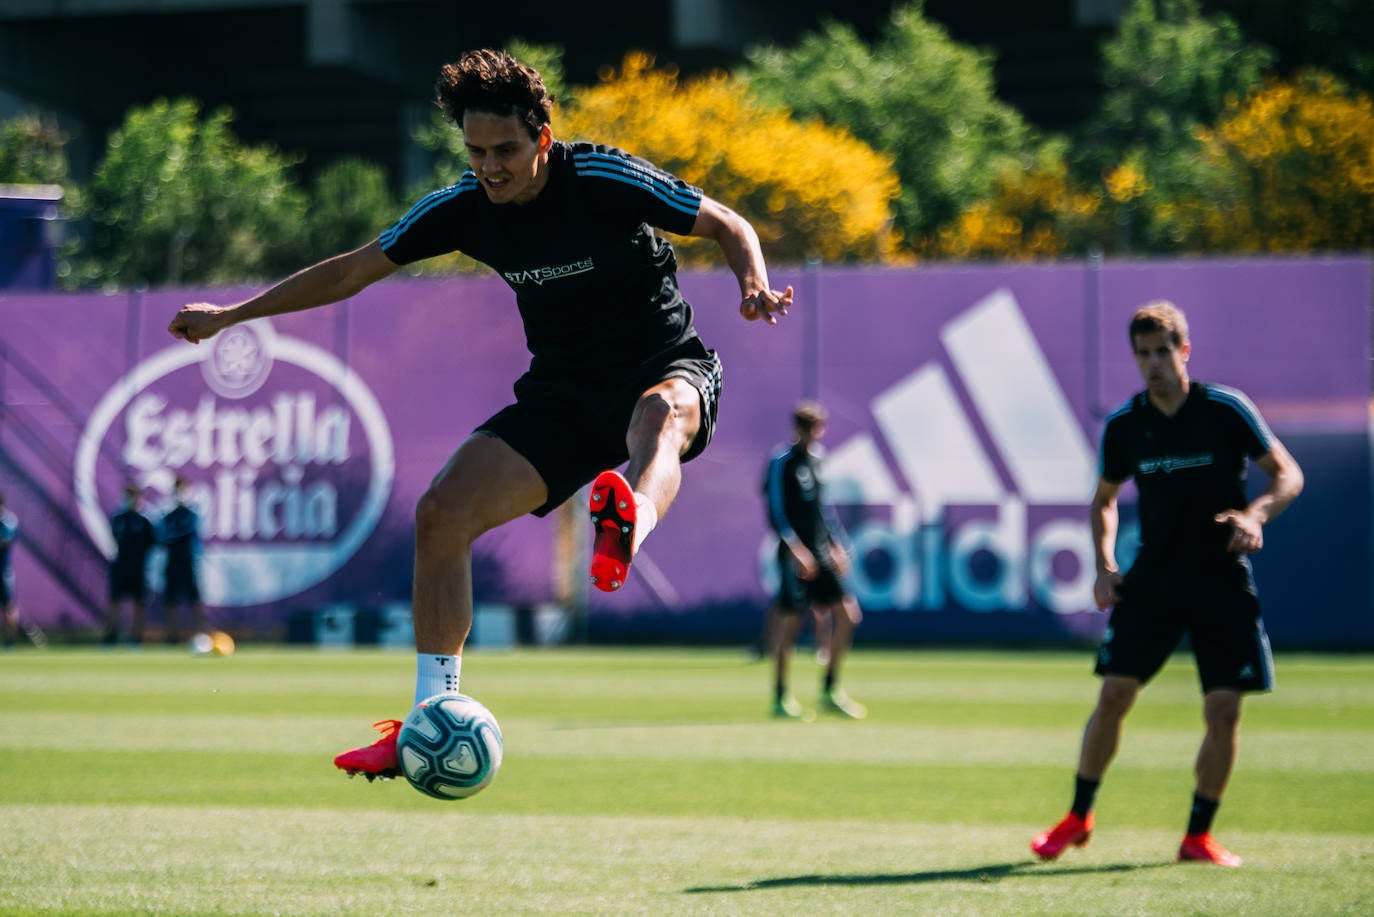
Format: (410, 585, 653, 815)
(1030, 301, 1303, 867)
(167, 49, 793, 780)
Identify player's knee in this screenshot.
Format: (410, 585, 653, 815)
(414, 487, 478, 551)
(1203, 693, 1241, 733)
(1097, 678, 1138, 717)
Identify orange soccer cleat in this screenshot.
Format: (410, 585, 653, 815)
(1178, 832, 1243, 867)
(589, 470, 636, 592)
(1031, 812, 1094, 861)
(333, 719, 402, 781)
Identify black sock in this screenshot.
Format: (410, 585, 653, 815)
(775, 681, 786, 702)
(1187, 793, 1220, 836)
(1071, 775, 1100, 819)
(823, 671, 835, 694)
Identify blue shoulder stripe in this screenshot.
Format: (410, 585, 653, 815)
(379, 175, 480, 249)
(573, 151, 701, 217)
(765, 447, 797, 541)
(1205, 383, 1274, 447)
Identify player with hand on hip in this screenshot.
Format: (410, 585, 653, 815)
(1031, 301, 1303, 867)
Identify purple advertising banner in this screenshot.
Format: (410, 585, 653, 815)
(1, 255, 1369, 647)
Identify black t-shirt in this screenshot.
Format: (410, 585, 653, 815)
(1100, 381, 1273, 567)
(380, 140, 704, 375)
(763, 443, 844, 567)
(160, 504, 200, 573)
(110, 508, 156, 572)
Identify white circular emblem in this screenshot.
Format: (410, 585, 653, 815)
(74, 319, 395, 607)
(201, 322, 274, 398)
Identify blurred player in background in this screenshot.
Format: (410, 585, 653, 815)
(159, 475, 205, 645)
(103, 481, 157, 647)
(1, 492, 19, 649)
(167, 49, 793, 780)
(1031, 301, 1303, 868)
(763, 401, 865, 720)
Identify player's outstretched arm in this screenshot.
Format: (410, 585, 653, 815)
(168, 240, 399, 344)
(689, 196, 793, 325)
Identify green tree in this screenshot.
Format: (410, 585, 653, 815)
(743, 1, 1032, 251)
(76, 98, 308, 289)
(1081, 0, 1274, 252)
(305, 158, 397, 258)
(0, 114, 72, 186)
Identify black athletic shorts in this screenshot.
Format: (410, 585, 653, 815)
(1094, 559, 1274, 694)
(774, 542, 847, 612)
(478, 337, 723, 517)
(164, 567, 201, 605)
(109, 564, 147, 603)
(0, 569, 13, 608)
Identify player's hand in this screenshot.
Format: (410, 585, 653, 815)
(829, 543, 851, 575)
(789, 544, 819, 581)
(168, 303, 229, 344)
(1093, 569, 1122, 610)
(739, 286, 794, 325)
(1214, 509, 1264, 553)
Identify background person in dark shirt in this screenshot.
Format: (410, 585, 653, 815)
(159, 475, 205, 645)
(763, 401, 865, 720)
(1031, 301, 1304, 868)
(167, 49, 793, 781)
(104, 482, 157, 647)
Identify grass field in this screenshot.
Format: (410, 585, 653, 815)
(2, 645, 1372, 916)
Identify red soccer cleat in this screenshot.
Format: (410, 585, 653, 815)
(1031, 812, 1094, 861)
(333, 719, 402, 781)
(589, 470, 636, 592)
(1179, 832, 1243, 867)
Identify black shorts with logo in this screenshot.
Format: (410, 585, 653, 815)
(1094, 558, 1274, 694)
(774, 543, 848, 612)
(478, 337, 723, 517)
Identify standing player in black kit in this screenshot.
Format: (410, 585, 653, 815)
(1031, 301, 1303, 867)
(167, 49, 794, 780)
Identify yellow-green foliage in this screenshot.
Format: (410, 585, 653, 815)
(1172, 73, 1374, 252)
(558, 53, 904, 265)
(931, 152, 1103, 260)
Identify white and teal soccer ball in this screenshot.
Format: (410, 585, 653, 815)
(397, 694, 504, 800)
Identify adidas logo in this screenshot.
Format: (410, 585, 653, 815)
(812, 289, 1137, 615)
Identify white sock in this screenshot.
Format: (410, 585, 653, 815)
(415, 653, 461, 707)
(632, 493, 658, 553)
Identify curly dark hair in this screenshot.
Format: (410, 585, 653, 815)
(435, 49, 554, 138)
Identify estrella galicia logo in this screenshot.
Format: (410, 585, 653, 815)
(75, 319, 395, 606)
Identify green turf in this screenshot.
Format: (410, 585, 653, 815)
(2, 646, 1372, 915)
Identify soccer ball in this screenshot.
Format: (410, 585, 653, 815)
(397, 694, 504, 800)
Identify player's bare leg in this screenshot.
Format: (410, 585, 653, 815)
(772, 612, 809, 719)
(819, 597, 866, 718)
(590, 378, 701, 592)
(1179, 689, 1244, 866)
(335, 433, 545, 780)
(1033, 675, 1139, 859)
